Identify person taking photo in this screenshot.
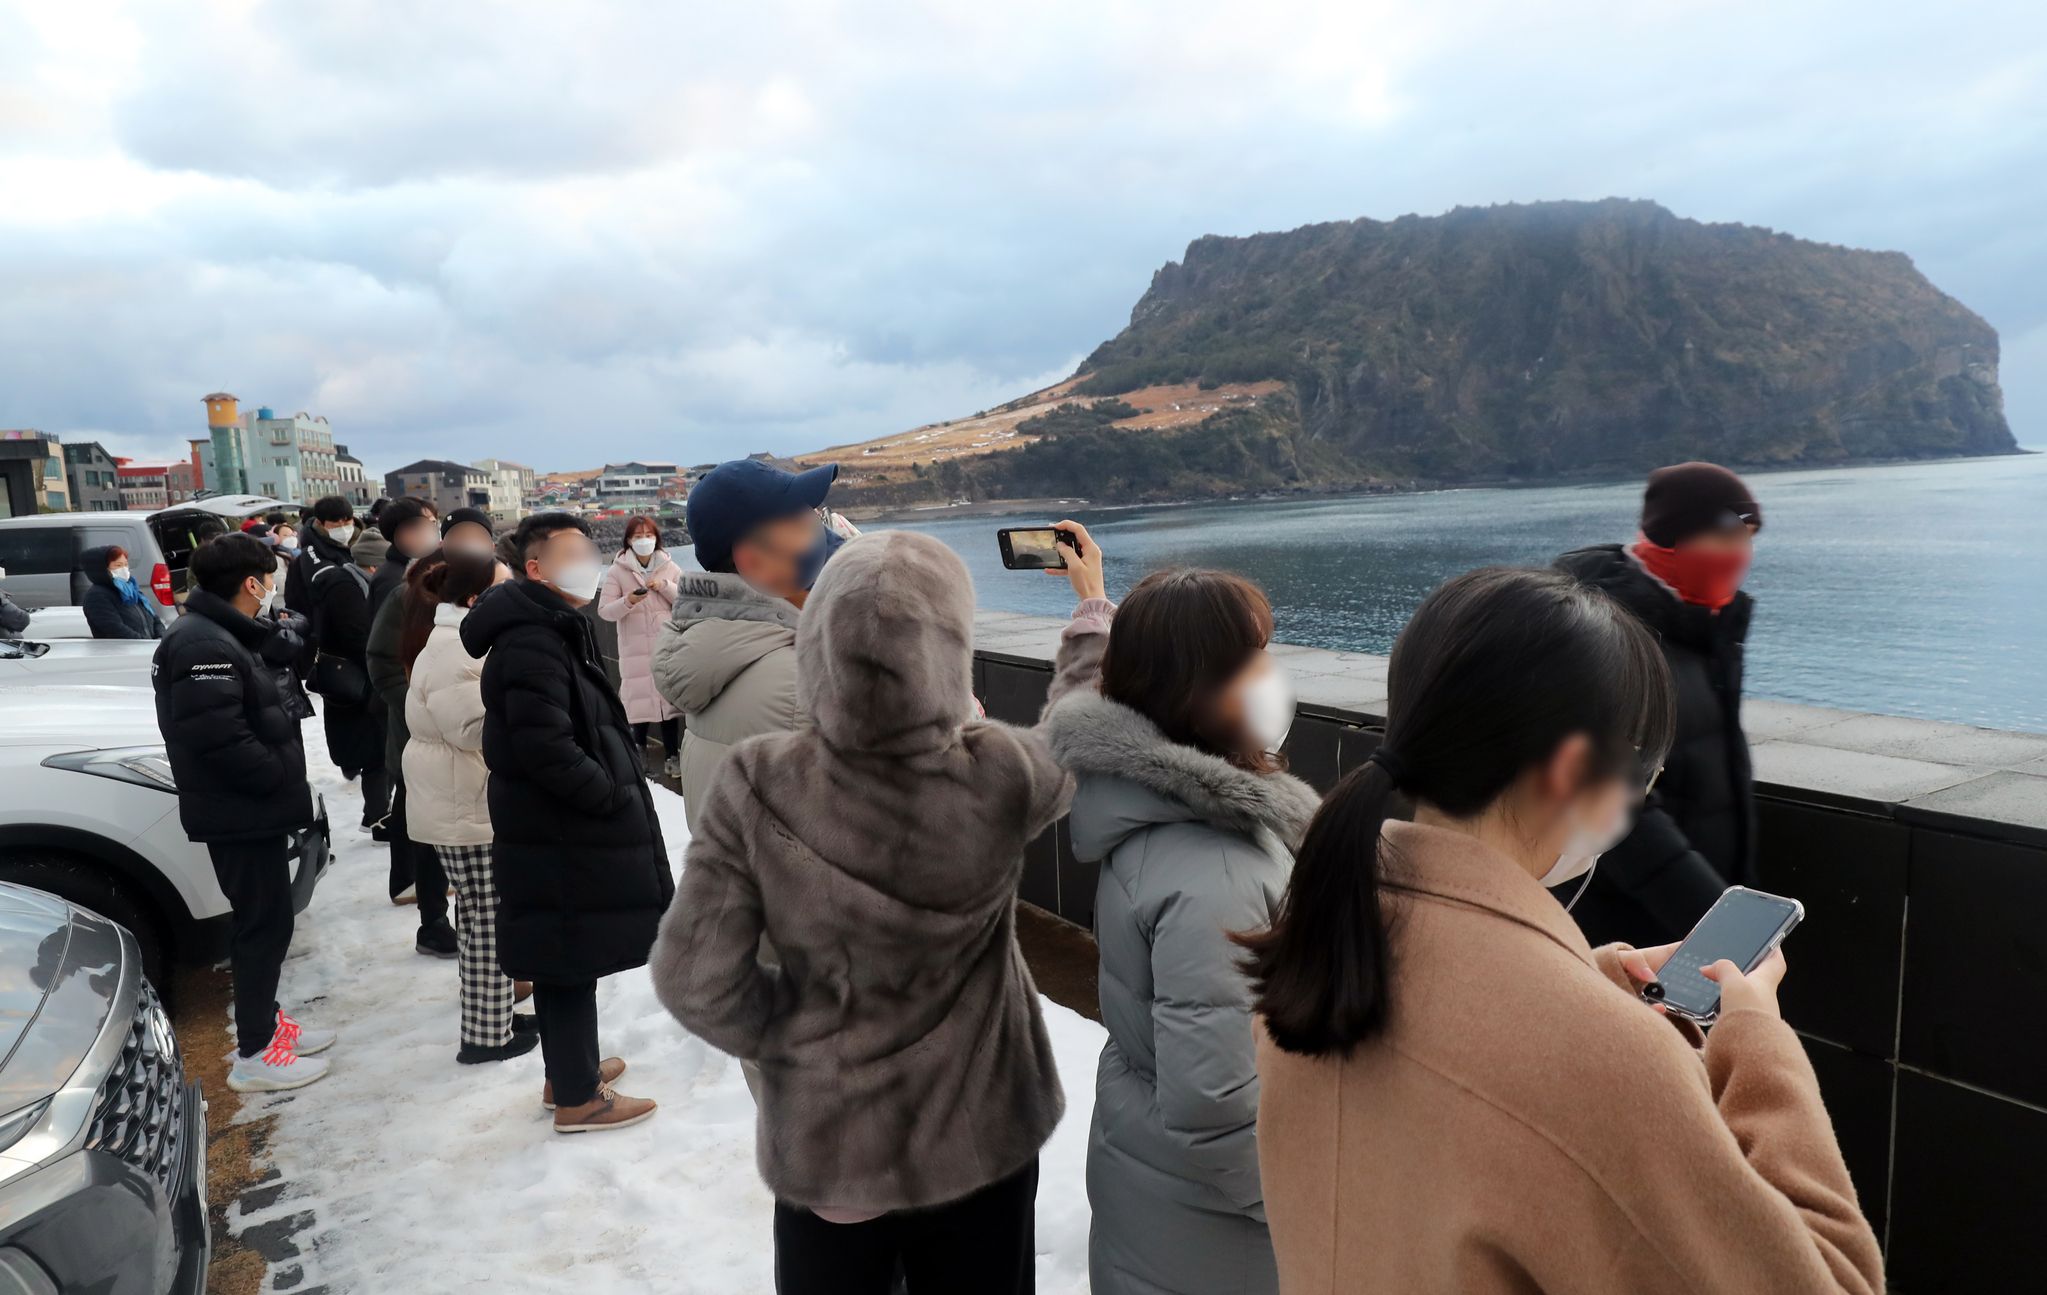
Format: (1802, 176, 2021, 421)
(1242, 565, 1881, 1295)
(462, 512, 672, 1132)
(153, 532, 337, 1092)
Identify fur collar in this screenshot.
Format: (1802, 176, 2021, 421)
(1047, 690, 1321, 849)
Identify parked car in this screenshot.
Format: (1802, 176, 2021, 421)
(0, 496, 290, 632)
(3, 609, 91, 641)
(0, 638, 156, 690)
(0, 684, 330, 1000)
(0, 880, 207, 1294)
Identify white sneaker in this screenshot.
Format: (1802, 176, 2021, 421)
(274, 1009, 336, 1056)
(226, 1040, 330, 1092)
(662, 756, 681, 779)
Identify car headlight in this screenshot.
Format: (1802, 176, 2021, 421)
(42, 746, 178, 793)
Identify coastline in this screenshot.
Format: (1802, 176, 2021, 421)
(841, 446, 2038, 525)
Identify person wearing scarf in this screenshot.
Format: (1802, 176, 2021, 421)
(1552, 462, 1763, 947)
(81, 544, 165, 639)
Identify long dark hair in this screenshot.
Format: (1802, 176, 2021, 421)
(1100, 568, 1282, 772)
(1235, 566, 1676, 1056)
(396, 549, 448, 678)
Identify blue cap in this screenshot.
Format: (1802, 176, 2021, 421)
(687, 459, 839, 572)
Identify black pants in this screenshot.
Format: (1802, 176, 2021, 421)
(360, 708, 392, 823)
(324, 696, 380, 781)
(208, 836, 296, 1058)
(386, 776, 449, 926)
(774, 1159, 1038, 1295)
(532, 981, 600, 1107)
(632, 719, 680, 759)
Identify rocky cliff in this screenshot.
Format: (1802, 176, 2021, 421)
(1074, 199, 2013, 479)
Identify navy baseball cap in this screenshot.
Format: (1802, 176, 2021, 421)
(687, 459, 839, 572)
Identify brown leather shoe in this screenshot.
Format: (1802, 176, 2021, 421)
(514, 981, 533, 1005)
(542, 1057, 626, 1110)
(552, 1084, 656, 1134)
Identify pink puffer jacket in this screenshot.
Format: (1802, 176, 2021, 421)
(599, 548, 681, 724)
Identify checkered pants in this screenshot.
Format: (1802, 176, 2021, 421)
(435, 843, 516, 1048)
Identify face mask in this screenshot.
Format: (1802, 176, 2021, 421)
(1540, 799, 1633, 894)
(795, 527, 845, 590)
(248, 579, 275, 609)
(110, 566, 132, 584)
(1632, 535, 1751, 611)
(329, 523, 356, 546)
(630, 536, 657, 557)
(547, 561, 603, 600)
(1240, 664, 1296, 755)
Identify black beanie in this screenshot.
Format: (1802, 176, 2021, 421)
(1640, 462, 1762, 547)
(440, 507, 495, 538)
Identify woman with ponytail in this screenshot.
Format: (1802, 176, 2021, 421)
(1245, 566, 1883, 1295)
(402, 550, 531, 1064)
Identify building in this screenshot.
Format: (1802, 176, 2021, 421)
(471, 458, 535, 523)
(201, 393, 343, 502)
(0, 430, 63, 517)
(596, 461, 680, 510)
(63, 442, 124, 512)
(384, 459, 493, 516)
(114, 459, 198, 511)
(187, 438, 210, 493)
(335, 444, 372, 507)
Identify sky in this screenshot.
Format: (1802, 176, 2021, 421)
(2, 0, 2043, 483)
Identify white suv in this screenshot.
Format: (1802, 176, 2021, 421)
(0, 683, 330, 1001)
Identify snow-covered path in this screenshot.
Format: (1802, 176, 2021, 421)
(224, 709, 1105, 1292)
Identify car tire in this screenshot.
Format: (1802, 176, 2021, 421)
(0, 852, 171, 1007)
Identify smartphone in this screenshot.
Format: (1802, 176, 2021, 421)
(1645, 886, 1804, 1024)
(997, 527, 1080, 571)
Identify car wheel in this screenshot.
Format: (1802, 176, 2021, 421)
(0, 852, 172, 1006)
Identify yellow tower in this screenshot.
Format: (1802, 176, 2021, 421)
(203, 392, 240, 428)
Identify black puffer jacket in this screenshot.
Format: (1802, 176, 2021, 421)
(461, 578, 673, 983)
(152, 590, 315, 843)
(1553, 543, 1756, 946)
(79, 548, 163, 640)
(303, 527, 371, 665)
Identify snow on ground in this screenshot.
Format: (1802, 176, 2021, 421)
(224, 707, 1106, 1293)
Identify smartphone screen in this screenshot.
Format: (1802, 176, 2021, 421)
(1654, 887, 1803, 1019)
(999, 528, 1067, 570)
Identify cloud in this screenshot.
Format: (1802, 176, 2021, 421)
(1, 0, 2043, 482)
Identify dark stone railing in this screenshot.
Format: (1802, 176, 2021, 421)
(970, 608, 2047, 1289)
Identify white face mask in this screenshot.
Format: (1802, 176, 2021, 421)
(630, 536, 657, 557)
(329, 523, 356, 545)
(1240, 663, 1296, 755)
(248, 578, 274, 609)
(547, 561, 603, 601)
(110, 565, 132, 584)
(1540, 798, 1633, 893)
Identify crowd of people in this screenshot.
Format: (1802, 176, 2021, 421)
(142, 451, 1885, 1292)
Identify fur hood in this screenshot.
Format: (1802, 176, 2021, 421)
(797, 529, 976, 756)
(1048, 689, 1321, 856)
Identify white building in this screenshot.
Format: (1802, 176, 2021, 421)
(596, 461, 679, 509)
(472, 458, 536, 524)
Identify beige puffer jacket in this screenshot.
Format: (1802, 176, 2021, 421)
(649, 571, 802, 834)
(402, 604, 492, 847)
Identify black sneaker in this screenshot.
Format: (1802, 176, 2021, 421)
(512, 1013, 539, 1036)
(415, 920, 458, 958)
(456, 1031, 541, 1065)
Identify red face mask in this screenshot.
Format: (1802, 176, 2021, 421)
(1631, 533, 1750, 610)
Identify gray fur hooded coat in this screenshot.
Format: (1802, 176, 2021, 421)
(650, 529, 1111, 1212)
(1048, 688, 1320, 1295)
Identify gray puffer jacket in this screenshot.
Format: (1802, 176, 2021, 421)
(647, 570, 800, 833)
(1048, 690, 1320, 1295)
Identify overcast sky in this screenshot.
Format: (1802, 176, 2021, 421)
(3, 0, 2042, 481)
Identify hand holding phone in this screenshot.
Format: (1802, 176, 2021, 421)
(1636, 886, 1801, 1024)
(996, 521, 1105, 602)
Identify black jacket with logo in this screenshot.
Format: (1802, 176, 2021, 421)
(461, 578, 673, 983)
(1553, 543, 1757, 946)
(152, 590, 315, 844)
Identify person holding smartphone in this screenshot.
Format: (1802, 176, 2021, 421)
(1241, 566, 1882, 1295)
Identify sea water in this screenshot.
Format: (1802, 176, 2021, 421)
(886, 452, 2047, 734)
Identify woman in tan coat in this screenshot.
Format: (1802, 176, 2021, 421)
(1240, 566, 1884, 1295)
(400, 549, 525, 1064)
